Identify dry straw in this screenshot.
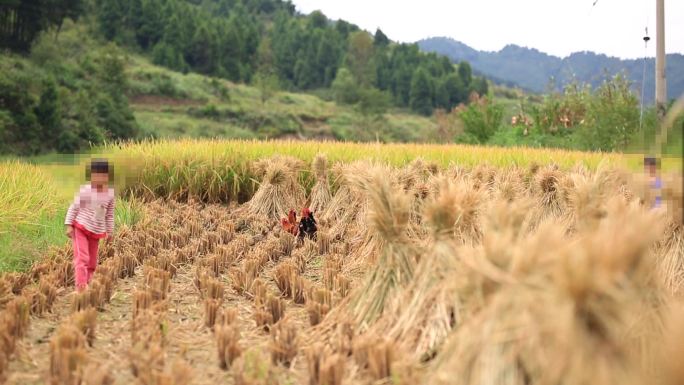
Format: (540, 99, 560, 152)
(431, 199, 666, 385)
(216, 324, 242, 370)
(246, 158, 305, 220)
(269, 318, 298, 367)
(310, 154, 332, 215)
(346, 169, 416, 329)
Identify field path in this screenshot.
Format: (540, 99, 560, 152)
(2, 202, 349, 385)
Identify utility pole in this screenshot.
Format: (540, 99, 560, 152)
(656, 0, 667, 120)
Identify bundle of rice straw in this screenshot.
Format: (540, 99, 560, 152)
(654, 172, 684, 295)
(345, 169, 417, 330)
(322, 161, 376, 243)
(529, 165, 572, 226)
(246, 159, 304, 220)
(379, 178, 477, 361)
(309, 154, 332, 215)
(430, 198, 666, 385)
(491, 167, 527, 203)
(562, 163, 621, 234)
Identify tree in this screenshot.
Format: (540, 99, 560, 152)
(357, 88, 390, 116)
(309, 10, 328, 29)
(458, 94, 504, 143)
(374, 28, 389, 47)
(331, 68, 360, 104)
(34, 77, 62, 143)
(458, 61, 472, 87)
(256, 36, 275, 74)
(48, 0, 85, 40)
(442, 73, 467, 108)
(253, 72, 279, 105)
(345, 31, 376, 86)
(316, 29, 342, 87)
(410, 68, 433, 116)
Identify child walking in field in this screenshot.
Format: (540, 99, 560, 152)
(65, 159, 115, 291)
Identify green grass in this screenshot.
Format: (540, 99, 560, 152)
(0, 156, 143, 272)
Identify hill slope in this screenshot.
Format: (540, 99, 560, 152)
(418, 37, 684, 103)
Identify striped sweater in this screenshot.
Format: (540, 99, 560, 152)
(65, 185, 115, 238)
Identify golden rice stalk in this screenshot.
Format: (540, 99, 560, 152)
(310, 154, 332, 215)
(269, 319, 298, 367)
(72, 290, 92, 313)
(205, 277, 225, 301)
(229, 268, 247, 295)
(425, 177, 482, 244)
(247, 161, 303, 220)
(317, 230, 331, 255)
(334, 275, 351, 299)
(531, 165, 571, 224)
(293, 276, 310, 305)
(83, 363, 114, 385)
(306, 302, 330, 326)
(430, 199, 665, 385)
(347, 171, 416, 328)
(129, 343, 165, 381)
(306, 343, 345, 385)
(274, 261, 296, 298)
(216, 324, 242, 370)
(562, 164, 620, 234)
(278, 232, 296, 258)
(322, 269, 336, 292)
(333, 320, 354, 357)
(71, 308, 98, 347)
(267, 295, 286, 325)
(368, 339, 395, 381)
(324, 255, 343, 274)
(25, 288, 47, 316)
(306, 343, 324, 385)
(49, 325, 88, 385)
(320, 354, 345, 385)
(250, 279, 268, 306)
(217, 308, 238, 327)
(144, 268, 171, 301)
(255, 308, 274, 332)
(204, 299, 221, 329)
(133, 290, 153, 319)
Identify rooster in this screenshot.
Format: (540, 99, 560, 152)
(281, 209, 298, 236)
(298, 208, 317, 240)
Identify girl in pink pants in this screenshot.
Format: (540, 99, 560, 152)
(65, 159, 115, 291)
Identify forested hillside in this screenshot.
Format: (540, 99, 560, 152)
(0, 0, 488, 155)
(418, 37, 684, 104)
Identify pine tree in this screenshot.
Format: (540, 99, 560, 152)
(374, 28, 390, 47)
(346, 31, 375, 86)
(34, 77, 62, 143)
(410, 68, 433, 116)
(458, 61, 472, 87)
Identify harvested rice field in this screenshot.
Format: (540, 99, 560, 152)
(1, 154, 683, 385)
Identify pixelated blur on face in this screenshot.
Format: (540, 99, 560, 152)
(90, 172, 109, 189)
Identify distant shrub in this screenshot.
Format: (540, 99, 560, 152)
(457, 93, 504, 144)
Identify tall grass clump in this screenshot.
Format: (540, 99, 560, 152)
(0, 161, 59, 233)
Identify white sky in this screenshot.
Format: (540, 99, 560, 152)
(291, 0, 684, 59)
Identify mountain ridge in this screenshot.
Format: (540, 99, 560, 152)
(418, 37, 684, 103)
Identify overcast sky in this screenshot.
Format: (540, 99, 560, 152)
(291, 0, 683, 59)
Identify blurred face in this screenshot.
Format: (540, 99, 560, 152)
(645, 164, 657, 177)
(91, 172, 109, 190)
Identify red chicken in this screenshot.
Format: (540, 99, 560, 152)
(281, 209, 299, 236)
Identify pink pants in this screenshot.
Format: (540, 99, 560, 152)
(72, 226, 100, 290)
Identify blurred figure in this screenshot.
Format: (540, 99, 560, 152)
(644, 155, 662, 209)
(65, 159, 115, 291)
